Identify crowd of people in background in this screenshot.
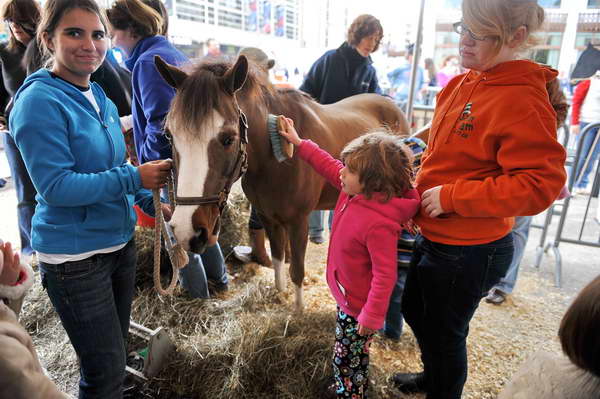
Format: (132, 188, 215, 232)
(0, 0, 599, 398)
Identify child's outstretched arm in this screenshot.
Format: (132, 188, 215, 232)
(278, 117, 343, 190)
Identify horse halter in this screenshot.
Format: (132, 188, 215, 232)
(170, 108, 249, 214)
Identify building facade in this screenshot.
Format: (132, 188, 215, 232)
(428, 0, 600, 75)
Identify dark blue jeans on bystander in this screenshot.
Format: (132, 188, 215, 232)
(402, 233, 514, 399)
(3, 132, 36, 255)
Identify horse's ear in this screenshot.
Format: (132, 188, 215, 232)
(221, 55, 248, 95)
(154, 55, 187, 89)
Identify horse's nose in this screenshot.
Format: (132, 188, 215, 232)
(189, 227, 208, 254)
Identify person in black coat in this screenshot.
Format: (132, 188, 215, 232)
(0, 0, 41, 258)
(299, 14, 383, 244)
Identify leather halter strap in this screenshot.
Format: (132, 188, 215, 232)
(170, 108, 249, 213)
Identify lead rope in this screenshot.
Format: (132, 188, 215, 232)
(152, 174, 189, 296)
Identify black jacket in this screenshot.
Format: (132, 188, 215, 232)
(300, 42, 381, 105)
(0, 43, 27, 117)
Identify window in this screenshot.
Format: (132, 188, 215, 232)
(218, 9, 243, 29)
(443, 0, 461, 9)
(176, 1, 206, 23)
(435, 31, 460, 46)
(538, 0, 561, 8)
(588, 0, 600, 8)
(575, 32, 600, 48)
(528, 49, 560, 68)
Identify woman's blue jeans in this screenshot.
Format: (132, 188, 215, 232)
(40, 240, 137, 399)
(574, 122, 600, 189)
(3, 132, 37, 255)
(402, 234, 513, 399)
(180, 242, 228, 298)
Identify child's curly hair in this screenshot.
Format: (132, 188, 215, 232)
(341, 131, 413, 202)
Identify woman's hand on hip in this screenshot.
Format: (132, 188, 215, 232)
(422, 185, 445, 218)
(138, 159, 172, 189)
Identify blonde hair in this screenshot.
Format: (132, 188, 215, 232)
(341, 131, 413, 202)
(462, 0, 545, 54)
(106, 0, 163, 38)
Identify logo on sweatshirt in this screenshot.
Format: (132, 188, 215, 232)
(454, 102, 475, 139)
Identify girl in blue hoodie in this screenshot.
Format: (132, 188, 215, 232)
(9, 0, 171, 397)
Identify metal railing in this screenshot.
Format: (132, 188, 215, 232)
(534, 121, 600, 287)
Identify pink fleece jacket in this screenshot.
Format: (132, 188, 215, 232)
(298, 140, 420, 330)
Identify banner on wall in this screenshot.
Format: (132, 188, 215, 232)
(275, 4, 285, 37)
(261, 0, 272, 34)
(247, 0, 258, 32)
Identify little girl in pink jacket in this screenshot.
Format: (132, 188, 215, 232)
(279, 117, 420, 399)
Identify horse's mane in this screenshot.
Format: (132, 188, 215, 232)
(167, 59, 314, 134)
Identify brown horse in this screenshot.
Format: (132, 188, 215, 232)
(155, 55, 409, 311)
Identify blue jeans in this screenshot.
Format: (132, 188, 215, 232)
(402, 234, 513, 399)
(3, 132, 37, 255)
(492, 216, 532, 294)
(574, 122, 600, 189)
(40, 240, 137, 399)
(180, 242, 228, 298)
(308, 210, 333, 238)
(383, 267, 408, 340)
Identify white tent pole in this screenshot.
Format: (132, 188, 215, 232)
(406, 0, 426, 130)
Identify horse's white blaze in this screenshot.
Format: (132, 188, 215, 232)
(272, 257, 286, 292)
(169, 112, 224, 247)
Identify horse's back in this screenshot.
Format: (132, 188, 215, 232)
(323, 94, 409, 135)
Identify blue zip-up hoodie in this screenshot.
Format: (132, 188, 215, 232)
(300, 42, 381, 105)
(125, 36, 188, 163)
(9, 69, 154, 254)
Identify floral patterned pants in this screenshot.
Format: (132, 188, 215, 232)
(332, 308, 374, 398)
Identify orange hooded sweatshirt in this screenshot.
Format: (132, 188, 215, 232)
(415, 60, 567, 245)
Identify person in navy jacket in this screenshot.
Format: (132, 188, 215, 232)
(300, 14, 384, 244)
(9, 0, 171, 396)
(107, 0, 229, 298)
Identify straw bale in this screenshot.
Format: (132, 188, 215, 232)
(18, 237, 571, 398)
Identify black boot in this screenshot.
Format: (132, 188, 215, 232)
(392, 371, 427, 394)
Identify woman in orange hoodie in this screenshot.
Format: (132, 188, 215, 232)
(392, 1, 567, 398)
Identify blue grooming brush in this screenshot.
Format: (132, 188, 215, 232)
(267, 114, 294, 162)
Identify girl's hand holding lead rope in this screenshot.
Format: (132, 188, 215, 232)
(138, 159, 172, 189)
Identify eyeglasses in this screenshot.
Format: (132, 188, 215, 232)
(453, 21, 488, 41)
(4, 19, 36, 34)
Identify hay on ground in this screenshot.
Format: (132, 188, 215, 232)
(19, 230, 572, 398)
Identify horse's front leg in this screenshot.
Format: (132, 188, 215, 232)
(261, 218, 287, 292)
(286, 216, 309, 313)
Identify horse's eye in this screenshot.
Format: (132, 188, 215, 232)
(221, 136, 235, 147)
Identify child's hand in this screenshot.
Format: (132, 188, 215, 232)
(0, 240, 21, 286)
(278, 116, 302, 146)
(358, 323, 376, 336)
